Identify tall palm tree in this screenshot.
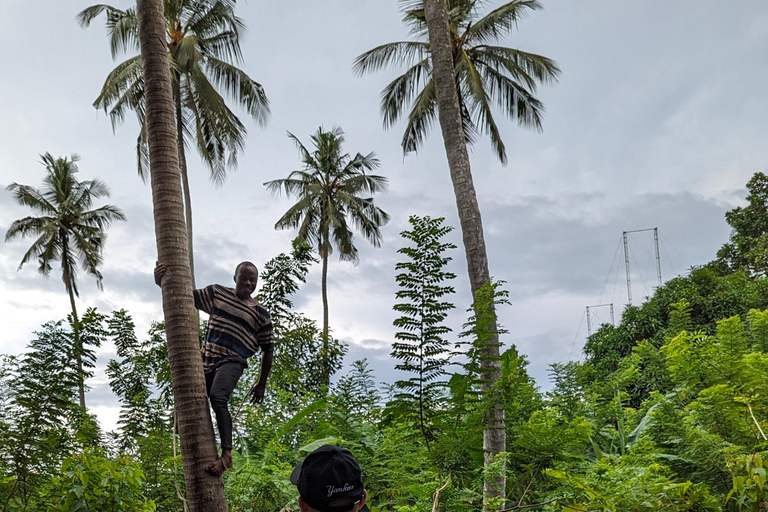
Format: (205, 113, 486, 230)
(417, 1, 509, 507)
(4, 153, 126, 411)
(135, 0, 226, 508)
(359, 2, 559, 507)
(265, 127, 390, 386)
(78, 0, 270, 284)
(354, 0, 560, 165)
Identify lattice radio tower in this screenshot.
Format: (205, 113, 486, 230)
(623, 227, 662, 305)
(586, 303, 615, 336)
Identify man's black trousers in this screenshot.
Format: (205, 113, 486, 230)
(205, 361, 244, 451)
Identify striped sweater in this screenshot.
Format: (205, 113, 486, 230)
(194, 284, 274, 372)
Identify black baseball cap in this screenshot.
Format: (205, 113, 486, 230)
(290, 445, 365, 512)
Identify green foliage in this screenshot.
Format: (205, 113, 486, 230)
(458, 279, 510, 384)
(718, 172, 768, 277)
(727, 454, 768, 511)
(390, 215, 456, 449)
(256, 240, 316, 330)
(107, 311, 172, 451)
(50, 449, 155, 511)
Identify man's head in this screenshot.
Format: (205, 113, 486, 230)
(233, 261, 258, 299)
(291, 445, 366, 512)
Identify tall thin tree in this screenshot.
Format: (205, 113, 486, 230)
(426, 0, 519, 507)
(5, 154, 125, 411)
(391, 215, 456, 451)
(265, 126, 390, 386)
(135, 0, 226, 508)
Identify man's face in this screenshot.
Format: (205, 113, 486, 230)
(234, 265, 258, 298)
(298, 492, 365, 512)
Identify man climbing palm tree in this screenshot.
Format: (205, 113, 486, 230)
(155, 260, 273, 475)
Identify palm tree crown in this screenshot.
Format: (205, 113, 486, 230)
(354, 0, 560, 165)
(78, 0, 270, 180)
(265, 127, 390, 264)
(5, 153, 126, 297)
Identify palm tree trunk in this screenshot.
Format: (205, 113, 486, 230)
(320, 243, 330, 387)
(61, 242, 85, 412)
(136, 1, 227, 510)
(173, 77, 196, 289)
(422, 0, 505, 508)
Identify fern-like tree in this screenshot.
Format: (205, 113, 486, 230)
(265, 126, 390, 386)
(391, 215, 456, 451)
(354, 0, 560, 164)
(4, 154, 125, 411)
(78, 0, 270, 284)
(106, 310, 172, 451)
(251, 241, 346, 399)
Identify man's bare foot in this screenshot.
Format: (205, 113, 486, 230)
(206, 451, 233, 476)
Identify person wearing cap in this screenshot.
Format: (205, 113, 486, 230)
(291, 444, 367, 512)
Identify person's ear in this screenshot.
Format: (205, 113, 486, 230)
(357, 491, 367, 511)
(298, 497, 312, 512)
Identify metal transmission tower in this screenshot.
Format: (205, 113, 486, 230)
(586, 303, 615, 336)
(622, 227, 662, 305)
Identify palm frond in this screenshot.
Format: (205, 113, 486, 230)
(473, 45, 560, 88)
(474, 58, 545, 131)
(173, 35, 199, 72)
(79, 205, 127, 230)
(136, 124, 150, 182)
(185, 68, 246, 184)
(197, 30, 242, 62)
(398, 0, 428, 37)
(4, 217, 54, 243)
(467, 0, 541, 45)
(93, 56, 144, 126)
(287, 131, 319, 171)
(77, 4, 139, 58)
(459, 51, 507, 164)
(60, 243, 80, 297)
(273, 195, 316, 231)
(353, 41, 428, 76)
(380, 58, 432, 129)
(185, 0, 244, 42)
(401, 78, 438, 154)
(5, 184, 57, 216)
(16, 229, 58, 272)
(203, 57, 270, 125)
(339, 173, 389, 196)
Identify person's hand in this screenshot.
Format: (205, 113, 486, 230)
(154, 261, 167, 287)
(248, 383, 266, 404)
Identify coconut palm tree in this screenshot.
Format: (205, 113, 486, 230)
(354, 0, 559, 165)
(265, 127, 390, 386)
(135, 0, 226, 507)
(78, 0, 270, 284)
(4, 153, 126, 411)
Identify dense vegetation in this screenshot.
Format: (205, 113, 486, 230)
(2, 172, 768, 511)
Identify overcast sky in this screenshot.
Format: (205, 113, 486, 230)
(1, 0, 766, 431)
